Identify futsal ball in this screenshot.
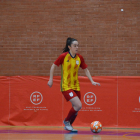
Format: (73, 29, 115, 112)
(90, 121, 102, 133)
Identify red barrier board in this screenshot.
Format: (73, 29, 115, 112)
(118, 77, 140, 128)
(0, 76, 139, 128)
(0, 77, 9, 125)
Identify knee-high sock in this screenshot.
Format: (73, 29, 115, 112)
(70, 112, 78, 125)
(65, 107, 77, 122)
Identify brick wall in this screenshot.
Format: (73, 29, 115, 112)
(0, 0, 140, 76)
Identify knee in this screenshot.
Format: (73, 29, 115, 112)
(75, 102, 82, 111)
(78, 103, 82, 111)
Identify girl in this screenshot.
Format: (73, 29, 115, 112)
(48, 37, 100, 131)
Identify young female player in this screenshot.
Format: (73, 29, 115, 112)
(48, 37, 100, 131)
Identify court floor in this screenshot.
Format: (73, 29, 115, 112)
(0, 126, 140, 140)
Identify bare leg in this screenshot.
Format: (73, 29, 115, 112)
(70, 96, 82, 111)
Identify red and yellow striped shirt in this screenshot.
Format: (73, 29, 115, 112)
(54, 52, 87, 91)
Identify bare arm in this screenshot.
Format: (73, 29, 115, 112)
(48, 63, 57, 87)
(84, 68, 100, 86)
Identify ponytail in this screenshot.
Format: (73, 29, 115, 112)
(63, 37, 77, 52)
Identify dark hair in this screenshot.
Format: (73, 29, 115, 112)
(63, 37, 77, 52)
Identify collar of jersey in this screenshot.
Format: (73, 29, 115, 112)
(69, 51, 76, 58)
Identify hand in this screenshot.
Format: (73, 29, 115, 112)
(92, 81, 101, 86)
(48, 80, 53, 87)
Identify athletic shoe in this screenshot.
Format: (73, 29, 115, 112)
(63, 119, 73, 131)
(64, 126, 78, 132)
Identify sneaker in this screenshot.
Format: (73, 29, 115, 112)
(64, 126, 78, 132)
(63, 119, 73, 131)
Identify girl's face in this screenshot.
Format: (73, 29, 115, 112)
(69, 41, 79, 55)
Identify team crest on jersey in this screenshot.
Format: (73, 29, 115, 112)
(76, 60, 79, 65)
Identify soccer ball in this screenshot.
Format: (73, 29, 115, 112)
(90, 121, 102, 133)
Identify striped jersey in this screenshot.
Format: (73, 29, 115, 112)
(54, 52, 87, 91)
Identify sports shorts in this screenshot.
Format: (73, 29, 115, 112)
(62, 89, 81, 101)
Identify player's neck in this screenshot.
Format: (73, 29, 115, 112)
(69, 50, 76, 58)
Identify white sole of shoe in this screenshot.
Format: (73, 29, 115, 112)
(64, 127, 78, 132)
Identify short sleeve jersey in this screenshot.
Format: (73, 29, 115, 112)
(54, 52, 87, 92)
